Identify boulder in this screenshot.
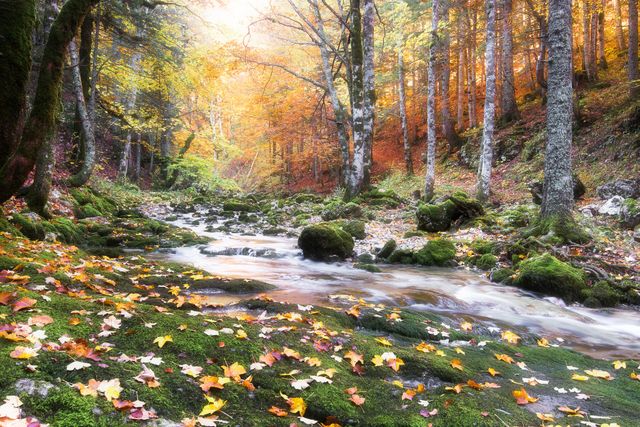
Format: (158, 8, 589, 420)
(298, 223, 354, 260)
(596, 178, 640, 199)
(416, 192, 484, 232)
(620, 198, 640, 229)
(598, 196, 625, 216)
(414, 239, 457, 266)
(321, 201, 363, 221)
(529, 175, 586, 205)
(512, 254, 586, 301)
(376, 239, 397, 259)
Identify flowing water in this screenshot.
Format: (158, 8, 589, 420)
(151, 213, 640, 360)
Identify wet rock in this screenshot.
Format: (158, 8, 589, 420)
(620, 198, 640, 229)
(598, 196, 625, 216)
(512, 254, 586, 301)
(14, 379, 56, 398)
(596, 178, 640, 199)
(298, 223, 354, 260)
(376, 239, 397, 259)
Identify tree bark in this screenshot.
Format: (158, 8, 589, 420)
(500, 0, 520, 122)
(439, 0, 461, 153)
(542, 0, 574, 219)
(67, 37, 96, 187)
(398, 45, 413, 175)
(456, 17, 465, 129)
(477, 0, 497, 203)
(25, 131, 56, 218)
(362, 0, 375, 187)
(425, 0, 440, 201)
(630, 0, 639, 98)
(613, 0, 626, 51)
(598, 0, 607, 68)
(0, 0, 99, 204)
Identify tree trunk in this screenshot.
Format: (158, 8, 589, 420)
(468, 4, 478, 127)
(542, 0, 574, 219)
(362, 0, 375, 188)
(614, 0, 625, 51)
(440, 0, 461, 153)
(0, 0, 99, 204)
(425, 0, 440, 201)
(630, 0, 639, 98)
(456, 17, 465, 129)
(598, 0, 607, 68)
(500, 0, 520, 122)
(347, 0, 367, 199)
(67, 38, 96, 187)
(398, 45, 413, 175)
(311, 0, 350, 187)
(25, 131, 56, 218)
(477, 0, 497, 203)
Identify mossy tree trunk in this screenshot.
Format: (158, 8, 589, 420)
(25, 131, 56, 218)
(0, 0, 100, 204)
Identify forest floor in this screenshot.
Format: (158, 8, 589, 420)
(1, 180, 639, 427)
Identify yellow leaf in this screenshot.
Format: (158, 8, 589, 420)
(416, 342, 436, 353)
(153, 335, 173, 348)
(536, 413, 555, 422)
(375, 337, 392, 347)
(288, 397, 306, 416)
(537, 338, 550, 347)
(371, 355, 384, 366)
(235, 329, 248, 339)
(455, 347, 465, 355)
(199, 397, 226, 416)
(512, 387, 538, 405)
(585, 369, 613, 380)
(460, 321, 473, 332)
(222, 362, 247, 378)
(494, 353, 514, 364)
(572, 374, 589, 381)
(501, 330, 521, 345)
(450, 359, 464, 371)
(612, 360, 626, 370)
(445, 384, 464, 394)
(487, 368, 501, 377)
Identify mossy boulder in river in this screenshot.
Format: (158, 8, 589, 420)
(415, 239, 457, 266)
(416, 192, 484, 232)
(512, 254, 586, 301)
(337, 219, 366, 240)
(298, 223, 354, 260)
(222, 200, 258, 212)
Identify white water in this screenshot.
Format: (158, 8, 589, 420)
(153, 214, 640, 360)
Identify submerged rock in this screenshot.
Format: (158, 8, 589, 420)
(298, 223, 354, 260)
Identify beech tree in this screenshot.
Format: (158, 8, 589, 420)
(424, 0, 439, 201)
(500, 0, 520, 122)
(476, 0, 497, 203)
(630, 0, 639, 98)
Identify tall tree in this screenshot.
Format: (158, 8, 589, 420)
(424, 0, 440, 200)
(398, 44, 413, 175)
(500, 0, 520, 122)
(362, 0, 375, 187)
(613, 0, 626, 51)
(541, 0, 580, 238)
(0, 0, 99, 204)
(477, 0, 498, 203)
(630, 0, 639, 98)
(439, 0, 461, 152)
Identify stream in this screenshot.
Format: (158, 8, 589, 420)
(151, 212, 640, 360)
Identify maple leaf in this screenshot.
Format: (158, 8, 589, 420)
(28, 315, 53, 327)
(445, 384, 464, 394)
(350, 394, 365, 406)
(135, 365, 161, 388)
(344, 350, 363, 366)
(512, 388, 538, 405)
(494, 353, 514, 364)
(558, 406, 584, 417)
(371, 355, 384, 366)
(401, 389, 416, 400)
(180, 364, 203, 378)
(450, 359, 464, 371)
(153, 335, 173, 348)
(66, 361, 91, 371)
(375, 337, 392, 347)
(487, 368, 501, 377)
(536, 413, 555, 422)
(12, 297, 36, 312)
(222, 362, 246, 378)
(287, 397, 306, 416)
(200, 376, 230, 392)
(99, 379, 122, 401)
(0, 292, 13, 306)
(537, 338, 550, 347)
(9, 346, 38, 359)
(416, 342, 436, 353)
(268, 406, 287, 417)
(387, 357, 404, 372)
(199, 397, 226, 416)
(501, 330, 521, 344)
(460, 321, 473, 332)
(612, 360, 626, 370)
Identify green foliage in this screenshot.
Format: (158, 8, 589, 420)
(415, 239, 456, 266)
(166, 155, 239, 193)
(513, 254, 587, 301)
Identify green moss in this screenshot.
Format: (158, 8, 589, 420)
(403, 230, 427, 238)
(416, 192, 484, 232)
(223, 200, 257, 212)
(582, 280, 623, 307)
(414, 239, 456, 266)
(470, 239, 496, 255)
(475, 253, 498, 270)
(298, 223, 354, 260)
(525, 214, 590, 244)
(42, 218, 83, 243)
(321, 200, 363, 221)
(354, 262, 382, 273)
(338, 219, 366, 240)
(21, 387, 111, 427)
(10, 213, 45, 239)
(377, 239, 397, 259)
(387, 249, 415, 264)
(513, 254, 587, 301)
(491, 268, 515, 283)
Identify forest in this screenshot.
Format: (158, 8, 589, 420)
(0, 0, 639, 425)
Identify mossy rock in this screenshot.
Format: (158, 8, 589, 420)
(321, 201, 363, 221)
(416, 192, 484, 232)
(222, 200, 257, 212)
(42, 218, 83, 243)
(69, 187, 117, 218)
(470, 239, 496, 255)
(512, 254, 586, 301)
(581, 281, 624, 307)
(189, 278, 276, 294)
(0, 215, 23, 236)
(298, 223, 354, 260)
(387, 249, 415, 264)
(10, 213, 45, 240)
(354, 262, 382, 273)
(354, 188, 402, 208)
(491, 268, 515, 284)
(74, 204, 103, 219)
(474, 253, 498, 270)
(403, 230, 426, 238)
(338, 220, 366, 240)
(525, 214, 590, 244)
(414, 239, 456, 266)
(377, 239, 397, 259)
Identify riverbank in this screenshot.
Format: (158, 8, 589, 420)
(1, 183, 639, 426)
